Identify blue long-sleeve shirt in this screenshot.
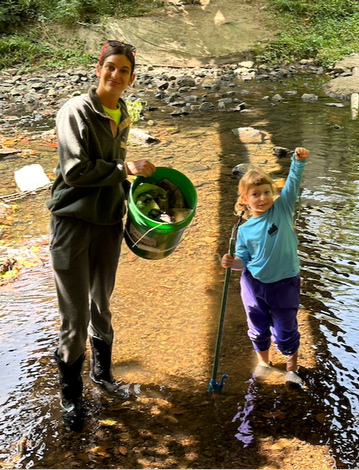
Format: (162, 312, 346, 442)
(235, 156, 305, 283)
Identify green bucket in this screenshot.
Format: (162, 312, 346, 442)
(124, 167, 197, 260)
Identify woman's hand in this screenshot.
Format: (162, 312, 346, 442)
(126, 160, 156, 178)
(294, 147, 309, 160)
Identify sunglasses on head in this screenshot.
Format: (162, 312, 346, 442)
(99, 40, 136, 61)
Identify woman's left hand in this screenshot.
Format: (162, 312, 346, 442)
(126, 160, 156, 177)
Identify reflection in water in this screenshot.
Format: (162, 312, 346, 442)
(297, 121, 359, 465)
(233, 377, 256, 447)
(0, 265, 58, 463)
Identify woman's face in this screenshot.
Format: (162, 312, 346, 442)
(96, 54, 135, 98)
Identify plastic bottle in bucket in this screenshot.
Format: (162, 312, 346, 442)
(125, 167, 197, 260)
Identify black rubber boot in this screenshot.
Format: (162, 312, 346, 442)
(55, 350, 85, 431)
(89, 336, 123, 395)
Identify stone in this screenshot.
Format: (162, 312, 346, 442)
(301, 93, 318, 102)
(323, 75, 359, 100)
(272, 94, 283, 103)
(232, 127, 264, 143)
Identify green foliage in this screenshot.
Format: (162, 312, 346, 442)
(0, 0, 34, 31)
(0, 33, 92, 69)
(126, 98, 144, 123)
(257, 0, 359, 66)
(0, 0, 162, 28)
(273, 0, 357, 17)
(0, 0, 162, 68)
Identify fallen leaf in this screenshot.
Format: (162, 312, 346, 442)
(165, 415, 179, 423)
(21, 149, 37, 157)
(119, 446, 128, 455)
(99, 418, 118, 427)
(3, 138, 17, 146)
(88, 445, 110, 456)
(23, 261, 35, 268)
(263, 410, 286, 420)
(169, 407, 187, 415)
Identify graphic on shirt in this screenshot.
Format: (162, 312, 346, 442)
(268, 223, 278, 236)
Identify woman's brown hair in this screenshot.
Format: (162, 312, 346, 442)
(98, 41, 136, 75)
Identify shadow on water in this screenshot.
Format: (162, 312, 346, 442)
(1, 65, 359, 468)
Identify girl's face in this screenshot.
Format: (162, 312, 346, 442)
(242, 183, 274, 217)
(96, 54, 135, 98)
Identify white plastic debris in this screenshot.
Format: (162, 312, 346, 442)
(129, 128, 159, 145)
(14, 164, 50, 192)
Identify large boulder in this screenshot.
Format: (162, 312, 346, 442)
(323, 75, 359, 100)
(323, 54, 359, 99)
(332, 54, 359, 73)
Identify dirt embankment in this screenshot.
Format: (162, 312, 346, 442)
(53, 0, 275, 68)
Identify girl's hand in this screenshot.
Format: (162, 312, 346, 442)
(126, 160, 156, 178)
(294, 147, 309, 160)
(221, 254, 234, 269)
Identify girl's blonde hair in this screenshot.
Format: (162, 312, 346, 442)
(235, 167, 275, 215)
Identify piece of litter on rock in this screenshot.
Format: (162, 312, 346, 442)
(14, 164, 50, 192)
(129, 128, 159, 145)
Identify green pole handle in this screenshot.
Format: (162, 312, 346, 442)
(210, 212, 244, 383)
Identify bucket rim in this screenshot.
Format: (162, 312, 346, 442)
(128, 167, 197, 229)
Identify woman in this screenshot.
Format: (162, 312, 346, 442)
(47, 41, 155, 427)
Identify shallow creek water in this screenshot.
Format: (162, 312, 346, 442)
(1, 71, 359, 468)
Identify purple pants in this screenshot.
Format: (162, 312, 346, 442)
(240, 268, 300, 355)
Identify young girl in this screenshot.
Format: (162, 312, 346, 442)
(222, 147, 309, 384)
(47, 41, 156, 427)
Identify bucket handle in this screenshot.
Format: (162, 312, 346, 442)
(128, 221, 166, 249)
(125, 228, 176, 253)
(125, 218, 195, 254)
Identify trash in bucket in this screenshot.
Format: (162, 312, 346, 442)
(125, 167, 197, 260)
